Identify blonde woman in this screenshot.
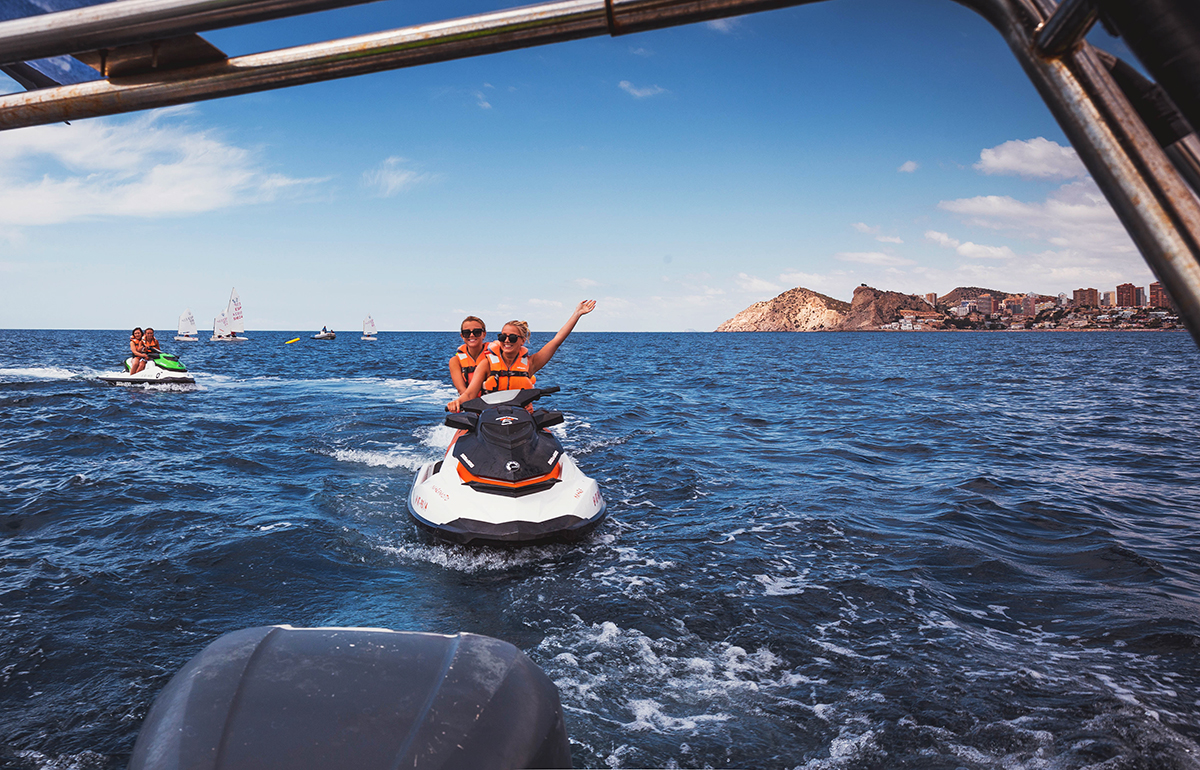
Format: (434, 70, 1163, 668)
(447, 300, 595, 412)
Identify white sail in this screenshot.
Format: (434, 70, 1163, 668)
(213, 312, 230, 337)
(178, 309, 197, 336)
(227, 288, 245, 334)
(363, 315, 377, 335)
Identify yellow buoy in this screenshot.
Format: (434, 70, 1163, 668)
(285, 337, 301, 344)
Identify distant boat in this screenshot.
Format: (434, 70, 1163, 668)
(175, 309, 198, 342)
(211, 288, 249, 341)
(362, 315, 377, 341)
(312, 326, 336, 340)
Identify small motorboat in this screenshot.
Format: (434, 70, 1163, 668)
(98, 352, 195, 386)
(312, 327, 336, 340)
(407, 386, 607, 546)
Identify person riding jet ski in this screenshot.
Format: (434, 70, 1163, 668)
(447, 300, 595, 412)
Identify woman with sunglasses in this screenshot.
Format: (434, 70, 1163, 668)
(447, 300, 596, 412)
(449, 316, 488, 395)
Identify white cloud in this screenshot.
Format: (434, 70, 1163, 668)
(705, 18, 742, 33)
(363, 156, 432, 197)
(735, 272, 781, 294)
(836, 251, 914, 267)
(574, 278, 599, 289)
(956, 242, 1014, 259)
(528, 298, 563, 308)
(619, 81, 667, 99)
(925, 230, 960, 249)
(898, 160, 919, 173)
(473, 90, 492, 109)
(629, 47, 653, 57)
(939, 178, 1131, 254)
(925, 230, 1013, 259)
(974, 137, 1087, 179)
(0, 108, 320, 227)
(853, 222, 903, 243)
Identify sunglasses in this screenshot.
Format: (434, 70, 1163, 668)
(460, 328, 485, 338)
(496, 333, 522, 343)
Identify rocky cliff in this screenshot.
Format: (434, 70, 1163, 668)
(715, 286, 851, 332)
(833, 285, 936, 330)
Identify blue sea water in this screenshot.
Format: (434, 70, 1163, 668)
(2, 328, 1200, 769)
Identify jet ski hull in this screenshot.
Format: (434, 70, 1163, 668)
(408, 454, 607, 546)
(98, 356, 195, 386)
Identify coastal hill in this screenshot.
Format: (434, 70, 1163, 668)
(837, 285, 934, 331)
(938, 286, 1012, 307)
(714, 286, 851, 332)
(716, 284, 936, 331)
(714, 283, 1176, 332)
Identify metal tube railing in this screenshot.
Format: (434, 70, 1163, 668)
(0, 0, 387, 65)
(956, 0, 1200, 345)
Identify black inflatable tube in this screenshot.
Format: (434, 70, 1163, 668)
(1095, 0, 1200, 138)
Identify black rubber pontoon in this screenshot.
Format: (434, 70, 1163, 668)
(128, 625, 573, 770)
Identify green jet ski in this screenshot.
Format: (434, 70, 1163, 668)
(98, 352, 196, 386)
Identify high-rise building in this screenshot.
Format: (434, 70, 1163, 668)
(1073, 288, 1099, 306)
(924, 292, 938, 307)
(1021, 294, 1038, 316)
(1116, 283, 1137, 307)
(1102, 291, 1115, 307)
(977, 293, 995, 315)
(1150, 282, 1172, 309)
(1135, 287, 1146, 307)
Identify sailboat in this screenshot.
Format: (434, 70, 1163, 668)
(362, 315, 377, 341)
(175, 309, 198, 341)
(211, 288, 249, 341)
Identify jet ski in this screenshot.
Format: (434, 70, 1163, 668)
(407, 386, 607, 546)
(98, 352, 195, 386)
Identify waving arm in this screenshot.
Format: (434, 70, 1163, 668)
(529, 300, 595, 373)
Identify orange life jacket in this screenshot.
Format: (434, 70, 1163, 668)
(483, 341, 536, 392)
(451, 344, 487, 384)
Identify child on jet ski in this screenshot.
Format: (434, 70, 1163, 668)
(143, 328, 162, 354)
(447, 300, 595, 412)
(449, 316, 488, 395)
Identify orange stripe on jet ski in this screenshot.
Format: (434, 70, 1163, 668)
(456, 462, 562, 488)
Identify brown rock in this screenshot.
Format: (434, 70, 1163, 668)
(715, 286, 850, 332)
(832, 285, 935, 330)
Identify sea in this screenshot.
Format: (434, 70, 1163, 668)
(2, 328, 1200, 770)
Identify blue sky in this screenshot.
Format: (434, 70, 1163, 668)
(0, 0, 1155, 331)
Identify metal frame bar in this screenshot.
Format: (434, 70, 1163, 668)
(0, 0, 1197, 345)
(0, 0, 388, 65)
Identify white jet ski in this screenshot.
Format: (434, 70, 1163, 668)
(98, 352, 195, 386)
(407, 387, 606, 546)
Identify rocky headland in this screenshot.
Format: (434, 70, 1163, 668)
(717, 284, 933, 331)
(716, 283, 1180, 332)
(714, 286, 851, 332)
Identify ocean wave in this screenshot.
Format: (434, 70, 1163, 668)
(0, 366, 88, 381)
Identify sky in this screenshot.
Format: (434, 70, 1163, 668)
(0, 0, 1158, 332)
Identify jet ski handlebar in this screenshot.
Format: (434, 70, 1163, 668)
(452, 386, 559, 414)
